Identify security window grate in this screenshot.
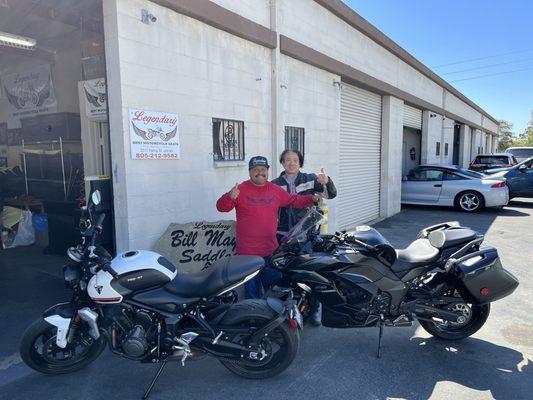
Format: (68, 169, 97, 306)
(212, 118, 245, 161)
(284, 126, 305, 156)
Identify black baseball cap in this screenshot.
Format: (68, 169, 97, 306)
(249, 156, 270, 170)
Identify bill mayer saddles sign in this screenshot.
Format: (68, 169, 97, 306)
(154, 220, 236, 273)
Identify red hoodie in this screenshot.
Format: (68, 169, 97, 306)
(216, 180, 315, 257)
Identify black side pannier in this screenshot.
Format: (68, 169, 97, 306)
(455, 247, 519, 303)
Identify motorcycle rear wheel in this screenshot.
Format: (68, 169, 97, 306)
(218, 299, 299, 379)
(419, 302, 490, 340)
(20, 319, 106, 374)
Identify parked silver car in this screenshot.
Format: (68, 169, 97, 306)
(401, 165, 508, 212)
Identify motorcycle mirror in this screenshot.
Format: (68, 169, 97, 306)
(91, 190, 102, 206)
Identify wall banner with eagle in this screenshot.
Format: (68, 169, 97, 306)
(83, 78, 107, 117)
(1, 64, 57, 129)
(128, 108, 180, 160)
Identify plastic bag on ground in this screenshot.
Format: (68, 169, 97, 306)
(11, 209, 35, 247)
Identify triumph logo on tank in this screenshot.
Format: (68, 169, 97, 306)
(1, 64, 57, 128)
(129, 108, 180, 160)
(153, 221, 236, 273)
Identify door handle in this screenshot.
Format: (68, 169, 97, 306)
(434, 184, 442, 187)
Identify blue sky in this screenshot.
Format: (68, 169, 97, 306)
(343, 0, 533, 134)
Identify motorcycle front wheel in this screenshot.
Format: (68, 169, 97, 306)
(218, 299, 299, 379)
(20, 318, 106, 374)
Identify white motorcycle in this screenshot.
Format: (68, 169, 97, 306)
(20, 190, 302, 399)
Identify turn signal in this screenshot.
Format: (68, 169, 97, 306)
(480, 287, 490, 296)
(491, 181, 506, 188)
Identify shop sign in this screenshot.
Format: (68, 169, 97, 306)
(1, 64, 57, 129)
(153, 220, 236, 273)
(129, 109, 180, 159)
(83, 78, 107, 117)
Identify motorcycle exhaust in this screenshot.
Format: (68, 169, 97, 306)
(414, 304, 461, 323)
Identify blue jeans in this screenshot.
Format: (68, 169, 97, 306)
(244, 257, 283, 299)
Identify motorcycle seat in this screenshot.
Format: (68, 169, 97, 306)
(392, 238, 440, 272)
(428, 228, 477, 250)
(164, 255, 264, 298)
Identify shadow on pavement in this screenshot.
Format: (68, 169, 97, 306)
(378, 336, 533, 400)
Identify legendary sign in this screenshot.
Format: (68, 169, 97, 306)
(128, 109, 180, 159)
(83, 78, 107, 117)
(1, 64, 57, 128)
(153, 220, 236, 273)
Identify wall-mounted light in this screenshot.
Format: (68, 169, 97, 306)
(141, 9, 157, 24)
(332, 80, 345, 91)
(0, 31, 36, 50)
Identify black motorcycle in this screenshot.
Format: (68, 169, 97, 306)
(20, 191, 302, 399)
(269, 208, 518, 356)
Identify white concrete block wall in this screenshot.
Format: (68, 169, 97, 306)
(422, 111, 443, 164)
(459, 125, 471, 168)
(442, 118, 454, 165)
(278, 55, 341, 231)
(483, 118, 499, 134)
(210, 0, 271, 28)
(111, 0, 272, 250)
(446, 92, 482, 127)
(278, 0, 483, 128)
(380, 96, 403, 217)
(104, 0, 131, 252)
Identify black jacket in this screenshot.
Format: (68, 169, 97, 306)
(272, 171, 337, 233)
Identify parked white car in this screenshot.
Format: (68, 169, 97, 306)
(401, 165, 508, 212)
(505, 147, 533, 163)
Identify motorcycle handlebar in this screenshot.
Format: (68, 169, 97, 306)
(102, 261, 118, 278)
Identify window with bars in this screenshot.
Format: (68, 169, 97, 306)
(284, 126, 305, 156)
(212, 118, 245, 161)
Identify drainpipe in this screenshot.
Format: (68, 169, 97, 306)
(270, 0, 280, 177)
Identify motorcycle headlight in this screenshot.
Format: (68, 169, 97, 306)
(63, 264, 81, 288)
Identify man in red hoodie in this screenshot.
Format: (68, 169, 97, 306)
(217, 156, 320, 298)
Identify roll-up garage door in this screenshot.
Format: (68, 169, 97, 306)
(338, 84, 382, 230)
(403, 104, 422, 130)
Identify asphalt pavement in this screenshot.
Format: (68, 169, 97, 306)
(1, 199, 532, 400)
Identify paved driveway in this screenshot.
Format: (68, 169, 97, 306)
(1, 199, 532, 400)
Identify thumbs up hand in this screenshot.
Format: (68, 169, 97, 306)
(317, 167, 329, 185)
(229, 183, 240, 200)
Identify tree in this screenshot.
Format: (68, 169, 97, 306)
(514, 111, 533, 147)
(497, 120, 515, 151)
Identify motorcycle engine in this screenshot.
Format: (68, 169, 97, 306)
(123, 325, 148, 357)
(119, 311, 153, 358)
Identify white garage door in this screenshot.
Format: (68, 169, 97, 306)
(338, 84, 382, 229)
(403, 104, 422, 130)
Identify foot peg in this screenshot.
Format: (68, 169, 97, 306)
(172, 332, 198, 366)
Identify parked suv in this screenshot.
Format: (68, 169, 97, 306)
(506, 147, 533, 163)
(469, 153, 518, 172)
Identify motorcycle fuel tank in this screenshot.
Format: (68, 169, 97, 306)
(88, 250, 177, 303)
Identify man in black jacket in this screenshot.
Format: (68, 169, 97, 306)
(272, 149, 337, 325)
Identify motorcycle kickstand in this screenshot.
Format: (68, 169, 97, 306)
(142, 360, 168, 400)
(376, 322, 384, 359)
